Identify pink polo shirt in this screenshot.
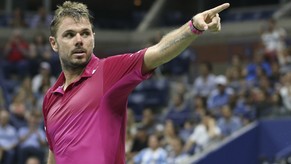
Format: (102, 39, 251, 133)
(42, 49, 151, 164)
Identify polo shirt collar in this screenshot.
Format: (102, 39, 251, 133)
(52, 54, 99, 94)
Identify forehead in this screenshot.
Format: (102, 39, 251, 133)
(57, 17, 92, 34)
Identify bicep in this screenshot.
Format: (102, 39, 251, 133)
(143, 45, 161, 73)
(47, 150, 56, 164)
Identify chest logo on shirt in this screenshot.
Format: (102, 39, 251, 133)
(92, 69, 96, 74)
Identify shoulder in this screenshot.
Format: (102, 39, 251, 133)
(105, 49, 147, 62)
(195, 124, 206, 131)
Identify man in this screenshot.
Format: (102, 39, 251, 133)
(43, 1, 230, 163)
(132, 134, 167, 164)
(0, 110, 18, 164)
(18, 110, 46, 164)
(207, 75, 234, 116)
(167, 137, 190, 164)
(217, 105, 242, 137)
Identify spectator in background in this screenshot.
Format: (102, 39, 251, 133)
(277, 48, 291, 74)
(184, 113, 221, 154)
(0, 87, 6, 109)
(130, 125, 149, 158)
(279, 72, 291, 112)
(125, 108, 138, 162)
(191, 95, 206, 124)
(126, 108, 138, 137)
(7, 7, 27, 28)
(229, 54, 245, 75)
(243, 51, 272, 86)
(178, 120, 194, 143)
(132, 134, 167, 164)
(0, 110, 18, 164)
(161, 48, 195, 82)
(17, 110, 46, 164)
(9, 89, 30, 129)
(165, 93, 192, 128)
(207, 75, 234, 117)
(2, 29, 30, 79)
(217, 105, 242, 137)
(225, 66, 245, 93)
(13, 77, 36, 110)
(29, 6, 53, 29)
(29, 32, 53, 77)
(25, 156, 40, 164)
(192, 61, 216, 103)
(161, 120, 179, 152)
(31, 62, 56, 109)
(233, 91, 256, 125)
(258, 75, 275, 97)
(269, 61, 282, 86)
(32, 62, 56, 95)
(0, 67, 15, 106)
(167, 137, 190, 164)
(226, 54, 247, 91)
(260, 18, 287, 62)
(251, 88, 274, 118)
(138, 108, 160, 135)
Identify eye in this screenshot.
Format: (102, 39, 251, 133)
(81, 31, 90, 37)
(64, 32, 74, 38)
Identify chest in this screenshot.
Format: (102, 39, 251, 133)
(46, 75, 103, 130)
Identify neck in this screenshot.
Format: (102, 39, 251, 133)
(63, 66, 84, 90)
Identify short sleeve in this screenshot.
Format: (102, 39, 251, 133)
(103, 48, 152, 92)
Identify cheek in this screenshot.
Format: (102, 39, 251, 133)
(58, 42, 71, 54)
(86, 39, 95, 50)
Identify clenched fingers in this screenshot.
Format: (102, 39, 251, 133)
(207, 14, 221, 32)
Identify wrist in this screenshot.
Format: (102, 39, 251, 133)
(189, 19, 204, 35)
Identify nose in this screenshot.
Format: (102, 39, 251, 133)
(75, 33, 83, 46)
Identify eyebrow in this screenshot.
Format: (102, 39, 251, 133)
(62, 28, 91, 34)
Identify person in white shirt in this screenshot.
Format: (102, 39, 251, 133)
(184, 113, 221, 154)
(279, 72, 291, 111)
(260, 18, 287, 61)
(133, 134, 167, 164)
(167, 137, 190, 164)
(31, 62, 56, 95)
(192, 62, 216, 101)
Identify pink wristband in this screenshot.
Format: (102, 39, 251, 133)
(189, 19, 204, 35)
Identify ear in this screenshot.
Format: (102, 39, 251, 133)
(49, 36, 58, 52)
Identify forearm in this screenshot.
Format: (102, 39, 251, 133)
(144, 22, 198, 71)
(183, 140, 195, 152)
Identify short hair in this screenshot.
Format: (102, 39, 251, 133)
(50, 1, 94, 37)
(201, 61, 213, 72)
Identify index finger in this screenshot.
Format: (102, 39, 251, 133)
(208, 3, 230, 15)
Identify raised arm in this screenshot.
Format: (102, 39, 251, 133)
(143, 3, 230, 73)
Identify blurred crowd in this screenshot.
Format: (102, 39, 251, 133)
(125, 18, 291, 163)
(0, 6, 290, 164)
(0, 6, 57, 164)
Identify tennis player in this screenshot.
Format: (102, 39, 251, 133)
(43, 1, 230, 163)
